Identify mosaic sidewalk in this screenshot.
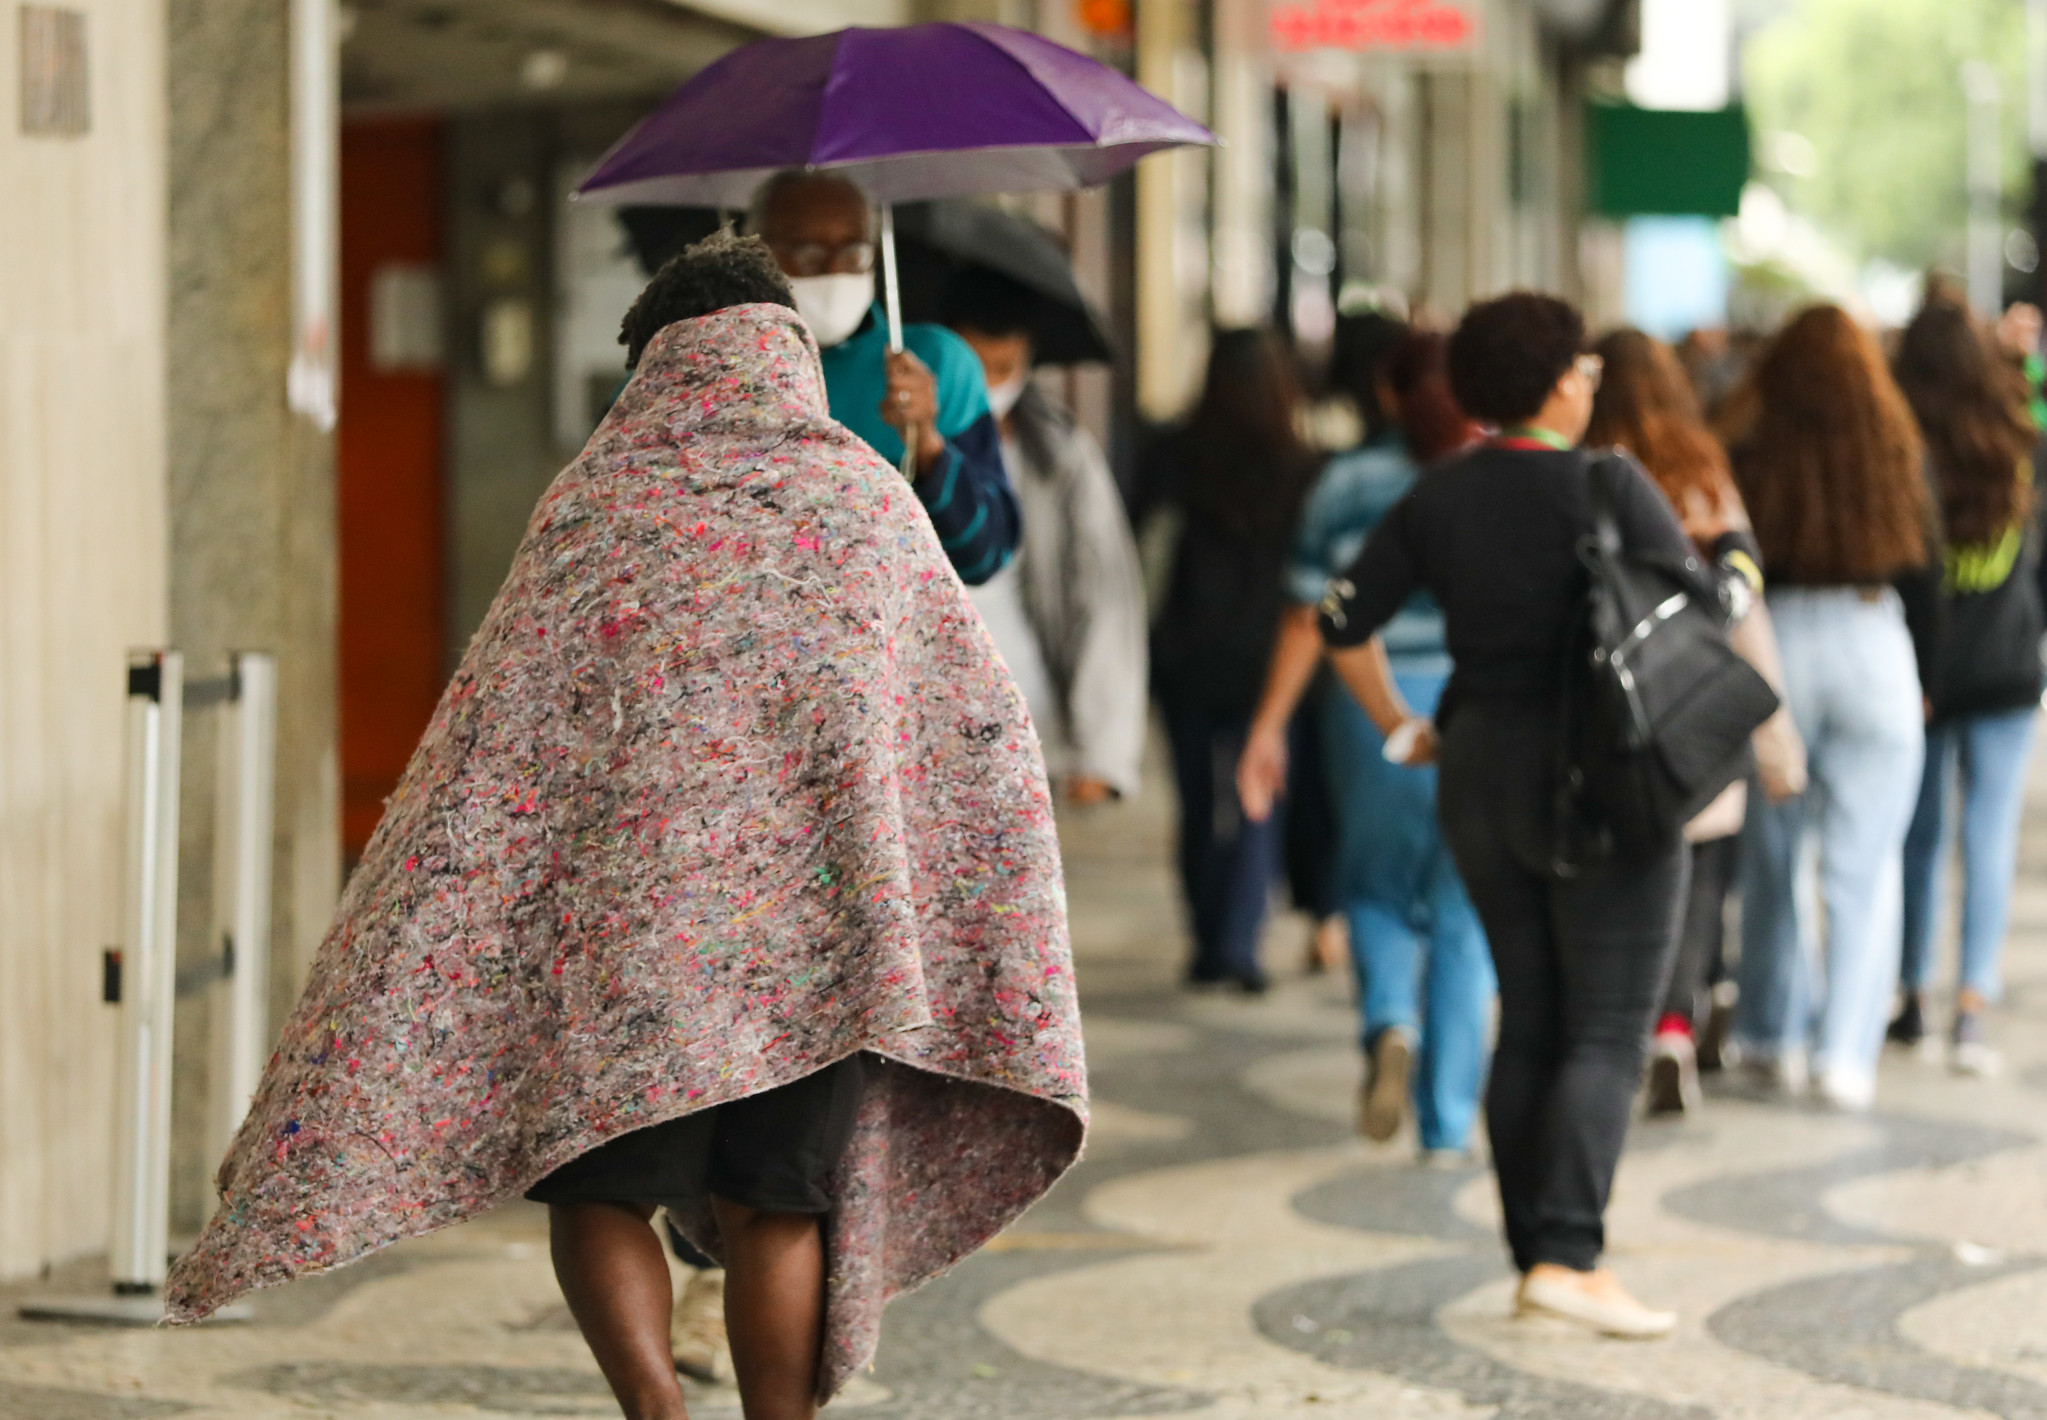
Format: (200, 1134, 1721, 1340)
(5, 755, 2046, 1419)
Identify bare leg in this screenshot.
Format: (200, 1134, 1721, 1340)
(549, 1202, 690, 1420)
(713, 1197, 825, 1420)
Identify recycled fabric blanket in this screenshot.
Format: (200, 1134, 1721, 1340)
(165, 303, 1087, 1398)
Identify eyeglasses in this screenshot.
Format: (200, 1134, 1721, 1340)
(768, 239, 876, 278)
(1575, 353, 1605, 393)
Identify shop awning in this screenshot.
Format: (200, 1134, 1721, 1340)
(1586, 102, 1751, 219)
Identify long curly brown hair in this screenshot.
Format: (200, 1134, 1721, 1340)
(1893, 297, 2034, 547)
(1730, 305, 1931, 584)
(1585, 327, 1735, 518)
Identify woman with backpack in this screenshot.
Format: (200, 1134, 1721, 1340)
(1585, 329, 1807, 1115)
(1134, 330, 1323, 993)
(1313, 293, 1753, 1338)
(1889, 296, 2042, 1075)
(1725, 304, 1938, 1112)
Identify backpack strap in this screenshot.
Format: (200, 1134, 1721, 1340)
(1588, 451, 1628, 561)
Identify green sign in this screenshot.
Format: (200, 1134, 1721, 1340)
(1586, 103, 1751, 219)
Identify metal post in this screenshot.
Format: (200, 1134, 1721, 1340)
(212, 653, 276, 1156)
(111, 650, 182, 1294)
(1965, 60, 2004, 319)
(20, 651, 249, 1325)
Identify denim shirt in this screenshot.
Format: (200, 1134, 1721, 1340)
(1284, 435, 1451, 676)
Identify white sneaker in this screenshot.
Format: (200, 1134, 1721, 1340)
(1950, 1013, 2003, 1077)
(1516, 1272, 1676, 1339)
(1812, 1066, 1875, 1112)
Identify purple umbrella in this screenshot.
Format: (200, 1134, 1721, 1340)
(574, 22, 1212, 470)
(573, 22, 1215, 209)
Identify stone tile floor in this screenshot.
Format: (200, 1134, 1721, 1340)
(5, 748, 2047, 1418)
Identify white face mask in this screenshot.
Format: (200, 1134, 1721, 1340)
(985, 370, 1029, 419)
(788, 272, 875, 348)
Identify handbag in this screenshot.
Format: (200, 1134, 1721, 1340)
(1555, 454, 1781, 870)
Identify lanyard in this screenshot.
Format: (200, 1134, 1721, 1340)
(1494, 426, 1573, 452)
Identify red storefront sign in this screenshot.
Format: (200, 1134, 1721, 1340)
(1269, 0, 1480, 52)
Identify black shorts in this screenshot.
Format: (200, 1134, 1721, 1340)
(526, 1054, 865, 1216)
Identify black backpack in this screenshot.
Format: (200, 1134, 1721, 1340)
(1555, 455, 1781, 870)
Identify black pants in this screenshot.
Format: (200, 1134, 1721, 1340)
(1661, 834, 1739, 1028)
(1438, 701, 1683, 1273)
(1160, 698, 1284, 985)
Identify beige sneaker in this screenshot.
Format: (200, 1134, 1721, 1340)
(671, 1267, 733, 1384)
(1516, 1268, 1675, 1339)
(1359, 1027, 1414, 1143)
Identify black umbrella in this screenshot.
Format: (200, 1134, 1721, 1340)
(891, 202, 1114, 366)
(616, 200, 1114, 367)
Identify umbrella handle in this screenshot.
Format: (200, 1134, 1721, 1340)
(880, 204, 920, 481)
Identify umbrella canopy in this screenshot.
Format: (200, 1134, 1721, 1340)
(894, 202, 1113, 365)
(574, 22, 1216, 209)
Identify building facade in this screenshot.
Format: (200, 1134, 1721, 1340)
(0, 0, 1630, 1281)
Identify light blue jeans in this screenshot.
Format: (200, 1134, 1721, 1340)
(1901, 706, 2038, 1001)
(1323, 668, 1495, 1151)
(1736, 589, 1925, 1088)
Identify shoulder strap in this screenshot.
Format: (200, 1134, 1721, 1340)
(1587, 452, 1626, 560)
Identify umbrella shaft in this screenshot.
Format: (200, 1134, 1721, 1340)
(879, 203, 918, 478)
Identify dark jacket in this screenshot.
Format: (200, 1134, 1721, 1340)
(1929, 503, 2044, 721)
(1134, 427, 1316, 720)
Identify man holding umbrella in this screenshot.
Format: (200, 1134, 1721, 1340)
(753, 170, 1018, 586)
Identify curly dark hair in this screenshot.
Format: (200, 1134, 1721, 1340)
(1893, 296, 2034, 546)
(1447, 292, 1585, 426)
(619, 230, 795, 367)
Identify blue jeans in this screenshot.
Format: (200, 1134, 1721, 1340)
(1737, 589, 1925, 1088)
(1901, 706, 2038, 1001)
(1324, 669, 1494, 1151)
(1161, 699, 1285, 984)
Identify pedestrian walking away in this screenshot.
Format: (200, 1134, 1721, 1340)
(1239, 328, 1495, 1159)
(161, 235, 1087, 1420)
(1725, 303, 1940, 1113)
(1315, 293, 1753, 1340)
(1135, 329, 1322, 993)
(1585, 327, 1808, 1117)
(942, 263, 1150, 806)
(1891, 294, 2044, 1076)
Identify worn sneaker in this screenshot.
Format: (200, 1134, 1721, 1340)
(1950, 1011, 2003, 1077)
(1646, 1030, 1701, 1116)
(671, 1267, 733, 1384)
(1359, 1027, 1414, 1143)
(1697, 982, 1736, 1073)
(1886, 992, 1926, 1048)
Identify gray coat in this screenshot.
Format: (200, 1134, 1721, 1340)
(1007, 382, 1149, 797)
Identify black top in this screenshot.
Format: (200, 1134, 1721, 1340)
(1319, 444, 1729, 715)
(1136, 427, 1317, 718)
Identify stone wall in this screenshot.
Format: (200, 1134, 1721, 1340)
(0, 0, 170, 1276)
(164, 0, 339, 1233)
